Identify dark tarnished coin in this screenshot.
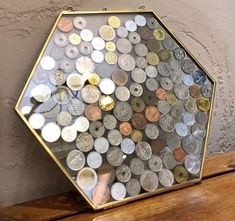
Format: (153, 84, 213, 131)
(140, 170, 158, 192)
(137, 26, 153, 40)
(201, 85, 212, 98)
(118, 54, 136, 72)
(107, 129, 122, 146)
(174, 47, 186, 61)
(157, 62, 171, 77)
(130, 158, 144, 175)
(89, 121, 105, 138)
(112, 69, 128, 86)
(145, 65, 158, 78)
(182, 135, 199, 154)
(103, 114, 117, 130)
(151, 138, 166, 155)
(158, 169, 174, 187)
(148, 155, 163, 172)
(165, 132, 181, 149)
(191, 124, 206, 140)
(135, 141, 152, 160)
(129, 83, 143, 97)
(159, 114, 176, 132)
(158, 49, 171, 62)
(147, 17, 159, 29)
(174, 83, 189, 100)
(126, 178, 141, 196)
(195, 111, 208, 125)
(145, 123, 159, 140)
(75, 132, 94, 152)
(174, 166, 189, 183)
(116, 164, 131, 183)
(181, 59, 195, 74)
(131, 97, 145, 112)
(131, 113, 147, 130)
(170, 104, 185, 120)
(163, 37, 176, 50)
(146, 39, 160, 52)
(189, 85, 201, 98)
(142, 90, 158, 105)
(113, 101, 133, 122)
(106, 146, 124, 167)
(162, 151, 178, 169)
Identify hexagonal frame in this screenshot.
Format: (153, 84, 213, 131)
(15, 9, 216, 210)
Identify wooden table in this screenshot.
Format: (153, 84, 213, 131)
(0, 151, 235, 221)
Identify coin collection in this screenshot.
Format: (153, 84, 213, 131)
(17, 11, 214, 209)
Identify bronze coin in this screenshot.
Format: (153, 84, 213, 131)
(189, 85, 201, 98)
(151, 138, 166, 155)
(156, 88, 167, 100)
(173, 147, 186, 161)
(92, 183, 111, 205)
(119, 122, 132, 136)
(144, 105, 160, 122)
(85, 104, 102, 121)
(131, 97, 145, 112)
(58, 17, 73, 33)
(111, 69, 128, 86)
(131, 113, 147, 130)
(142, 90, 158, 105)
(158, 49, 171, 62)
(137, 26, 153, 40)
(146, 39, 160, 52)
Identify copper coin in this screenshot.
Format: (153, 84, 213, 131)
(57, 17, 73, 33)
(151, 138, 166, 155)
(156, 88, 167, 100)
(85, 104, 102, 121)
(137, 26, 153, 40)
(173, 147, 186, 161)
(189, 85, 201, 98)
(119, 122, 132, 136)
(111, 69, 128, 86)
(145, 106, 160, 122)
(131, 113, 147, 130)
(146, 39, 160, 52)
(92, 183, 111, 205)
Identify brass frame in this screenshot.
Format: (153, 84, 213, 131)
(15, 9, 216, 210)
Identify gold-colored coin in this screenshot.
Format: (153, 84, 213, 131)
(108, 16, 121, 28)
(153, 28, 165, 40)
(99, 25, 115, 41)
(105, 41, 116, 52)
(105, 52, 117, 65)
(173, 166, 189, 183)
(196, 97, 210, 111)
(167, 93, 177, 105)
(99, 95, 115, 111)
(130, 129, 142, 143)
(68, 33, 81, 45)
(88, 73, 100, 85)
(146, 52, 159, 65)
(158, 49, 171, 62)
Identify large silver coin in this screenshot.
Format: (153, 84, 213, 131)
(165, 132, 181, 149)
(170, 104, 185, 120)
(182, 112, 195, 126)
(68, 98, 85, 116)
(181, 59, 195, 74)
(145, 123, 159, 140)
(75, 132, 94, 152)
(159, 114, 176, 132)
(140, 170, 158, 192)
(111, 182, 126, 200)
(182, 73, 194, 86)
(147, 17, 159, 29)
(116, 38, 132, 54)
(107, 129, 122, 146)
(136, 56, 148, 69)
(66, 150, 85, 171)
(162, 151, 178, 169)
(170, 59, 181, 71)
(145, 65, 158, 78)
(191, 124, 206, 140)
(195, 111, 208, 125)
(117, 26, 128, 38)
(182, 135, 199, 154)
(116, 164, 131, 183)
(135, 141, 152, 160)
(201, 85, 212, 98)
(61, 126, 76, 143)
(184, 154, 201, 175)
(115, 86, 130, 101)
(157, 100, 170, 114)
(148, 155, 163, 172)
(160, 77, 173, 91)
(126, 178, 141, 196)
(157, 62, 171, 76)
(89, 121, 105, 138)
(118, 54, 136, 72)
(81, 85, 101, 104)
(87, 151, 102, 169)
(175, 122, 188, 137)
(121, 138, 135, 154)
(131, 68, 146, 84)
(113, 101, 133, 122)
(163, 37, 176, 50)
(103, 114, 117, 130)
(158, 169, 174, 187)
(130, 158, 144, 175)
(106, 146, 124, 167)
(94, 137, 109, 154)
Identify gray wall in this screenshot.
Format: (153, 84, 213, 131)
(0, 0, 235, 207)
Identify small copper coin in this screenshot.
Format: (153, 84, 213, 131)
(151, 138, 166, 155)
(85, 104, 102, 121)
(92, 183, 111, 205)
(173, 147, 186, 161)
(189, 85, 201, 98)
(131, 113, 147, 130)
(119, 122, 132, 136)
(58, 17, 73, 32)
(146, 39, 160, 52)
(156, 88, 167, 100)
(112, 69, 128, 86)
(145, 106, 160, 122)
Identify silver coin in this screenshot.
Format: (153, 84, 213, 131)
(201, 85, 212, 98)
(89, 121, 105, 138)
(56, 111, 72, 126)
(28, 113, 45, 129)
(61, 126, 77, 142)
(126, 178, 141, 196)
(163, 37, 176, 50)
(54, 33, 68, 47)
(145, 123, 159, 140)
(94, 137, 109, 153)
(65, 45, 79, 59)
(159, 114, 176, 132)
(107, 129, 122, 146)
(118, 54, 136, 72)
(136, 57, 148, 69)
(81, 85, 100, 104)
(135, 141, 152, 160)
(106, 146, 124, 167)
(145, 78, 158, 91)
(49, 69, 66, 86)
(116, 38, 132, 54)
(157, 100, 171, 114)
(157, 62, 171, 76)
(147, 17, 159, 29)
(41, 101, 60, 119)
(182, 135, 199, 154)
(184, 98, 197, 113)
(184, 154, 201, 175)
(165, 132, 181, 148)
(78, 41, 93, 55)
(162, 152, 178, 169)
(134, 14, 146, 26)
(128, 32, 141, 44)
(182, 73, 194, 86)
(131, 68, 146, 83)
(145, 65, 158, 78)
(91, 37, 105, 50)
(195, 111, 208, 125)
(111, 182, 126, 200)
(182, 112, 195, 126)
(66, 150, 85, 171)
(170, 59, 181, 71)
(115, 86, 130, 101)
(77, 167, 98, 190)
(87, 151, 102, 169)
(121, 138, 135, 154)
(158, 169, 174, 187)
(174, 83, 189, 100)
(135, 43, 148, 57)
(68, 98, 85, 116)
(113, 101, 133, 122)
(40, 55, 55, 71)
(76, 56, 95, 74)
(170, 104, 185, 120)
(80, 29, 93, 42)
(73, 116, 89, 132)
(116, 164, 131, 183)
(170, 71, 182, 84)
(75, 132, 94, 152)
(148, 155, 163, 172)
(181, 59, 195, 74)
(103, 114, 117, 130)
(117, 26, 128, 38)
(52, 86, 72, 105)
(174, 47, 186, 61)
(125, 20, 137, 32)
(140, 170, 158, 192)
(91, 50, 104, 63)
(59, 59, 74, 73)
(50, 47, 64, 60)
(191, 124, 206, 140)
(31, 84, 51, 103)
(160, 77, 173, 91)
(99, 78, 116, 95)
(130, 158, 144, 175)
(129, 83, 143, 97)
(175, 122, 188, 137)
(33, 71, 48, 84)
(73, 16, 87, 29)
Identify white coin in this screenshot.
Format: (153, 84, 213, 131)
(91, 50, 104, 63)
(91, 37, 105, 50)
(111, 182, 126, 200)
(66, 73, 84, 91)
(61, 126, 77, 142)
(41, 122, 61, 143)
(134, 15, 146, 26)
(76, 167, 98, 190)
(73, 116, 89, 132)
(21, 106, 32, 115)
(30, 84, 51, 103)
(125, 20, 137, 32)
(121, 138, 135, 154)
(29, 113, 45, 129)
(94, 137, 109, 153)
(76, 56, 95, 74)
(80, 29, 93, 41)
(87, 151, 102, 169)
(40, 56, 55, 70)
(99, 78, 115, 95)
(115, 86, 130, 101)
